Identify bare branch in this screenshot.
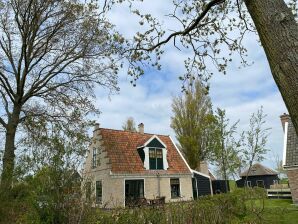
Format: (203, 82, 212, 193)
(139, 0, 225, 51)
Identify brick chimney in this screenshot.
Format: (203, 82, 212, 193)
(280, 113, 290, 132)
(138, 123, 144, 134)
(93, 123, 100, 137)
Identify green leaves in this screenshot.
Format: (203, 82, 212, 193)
(171, 80, 216, 169)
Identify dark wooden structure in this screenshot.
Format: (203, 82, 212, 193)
(236, 163, 279, 189)
(212, 180, 230, 194)
(192, 170, 212, 199)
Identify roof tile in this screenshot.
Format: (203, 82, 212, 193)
(99, 128, 191, 174)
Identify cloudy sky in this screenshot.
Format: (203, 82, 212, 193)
(95, 1, 287, 170)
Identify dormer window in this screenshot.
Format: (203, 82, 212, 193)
(138, 135, 169, 170)
(149, 148, 163, 169)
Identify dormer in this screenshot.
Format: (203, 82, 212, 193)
(138, 135, 169, 170)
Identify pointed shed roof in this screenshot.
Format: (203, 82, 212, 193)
(240, 163, 278, 177)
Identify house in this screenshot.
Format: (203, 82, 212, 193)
(236, 163, 279, 189)
(280, 114, 298, 204)
(82, 123, 204, 208)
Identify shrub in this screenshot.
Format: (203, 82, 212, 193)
(83, 188, 268, 224)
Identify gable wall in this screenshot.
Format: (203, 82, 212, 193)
(284, 119, 298, 204)
(83, 129, 125, 208)
(287, 169, 298, 204)
(285, 120, 298, 167)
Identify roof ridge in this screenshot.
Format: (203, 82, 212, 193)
(99, 127, 170, 137)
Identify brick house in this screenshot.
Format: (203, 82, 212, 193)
(280, 114, 298, 204)
(82, 123, 198, 208)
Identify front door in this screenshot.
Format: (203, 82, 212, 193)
(125, 179, 144, 206)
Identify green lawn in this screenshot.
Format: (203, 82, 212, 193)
(254, 199, 298, 224)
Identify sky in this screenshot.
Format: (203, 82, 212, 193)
(94, 1, 288, 171)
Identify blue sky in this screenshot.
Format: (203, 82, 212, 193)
(95, 1, 287, 171)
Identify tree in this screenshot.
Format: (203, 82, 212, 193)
(127, 0, 298, 135)
(272, 153, 287, 180)
(171, 80, 216, 170)
(242, 107, 270, 183)
(0, 0, 132, 192)
(212, 108, 242, 186)
(0, 120, 89, 223)
(122, 117, 137, 132)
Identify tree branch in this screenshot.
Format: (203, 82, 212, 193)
(139, 0, 225, 51)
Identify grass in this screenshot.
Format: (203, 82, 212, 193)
(254, 199, 298, 224)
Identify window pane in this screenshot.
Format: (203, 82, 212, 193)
(149, 158, 157, 169)
(170, 178, 180, 198)
(149, 148, 156, 158)
(92, 148, 97, 168)
(157, 158, 163, 169)
(156, 149, 163, 158)
(96, 181, 102, 204)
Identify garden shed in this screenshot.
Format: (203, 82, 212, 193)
(236, 163, 279, 189)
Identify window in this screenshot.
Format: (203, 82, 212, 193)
(92, 148, 97, 168)
(125, 179, 144, 207)
(86, 181, 92, 201)
(246, 181, 252, 187)
(96, 181, 102, 204)
(256, 180, 264, 188)
(149, 148, 163, 169)
(170, 178, 180, 198)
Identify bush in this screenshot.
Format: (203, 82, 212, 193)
(83, 188, 268, 224)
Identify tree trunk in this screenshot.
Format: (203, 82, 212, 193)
(244, 0, 298, 135)
(1, 105, 21, 192)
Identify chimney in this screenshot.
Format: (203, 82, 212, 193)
(280, 113, 290, 132)
(93, 123, 100, 137)
(138, 123, 144, 134)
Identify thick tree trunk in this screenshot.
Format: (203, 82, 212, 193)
(244, 0, 298, 134)
(1, 105, 21, 192)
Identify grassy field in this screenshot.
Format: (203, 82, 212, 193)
(254, 199, 298, 224)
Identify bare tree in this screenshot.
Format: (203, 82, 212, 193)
(212, 108, 242, 189)
(242, 107, 271, 184)
(122, 117, 137, 132)
(0, 0, 129, 192)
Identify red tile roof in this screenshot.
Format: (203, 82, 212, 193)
(99, 128, 191, 175)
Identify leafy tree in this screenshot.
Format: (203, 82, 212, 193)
(0, 119, 89, 223)
(122, 117, 137, 132)
(171, 80, 217, 170)
(127, 0, 298, 135)
(0, 0, 135, 192)
(242, 107, 270, 183)
(212, 108, 242, 185)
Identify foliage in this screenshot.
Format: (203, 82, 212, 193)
(171, 80, 217, 169)
(0, 120, 90, 223)
(83, 188, 272, 224)
(122, 117, 137, 132)
(242, 107, 270, 181)
(212, 108, 242, 180)
(0, 0, 153, 191)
